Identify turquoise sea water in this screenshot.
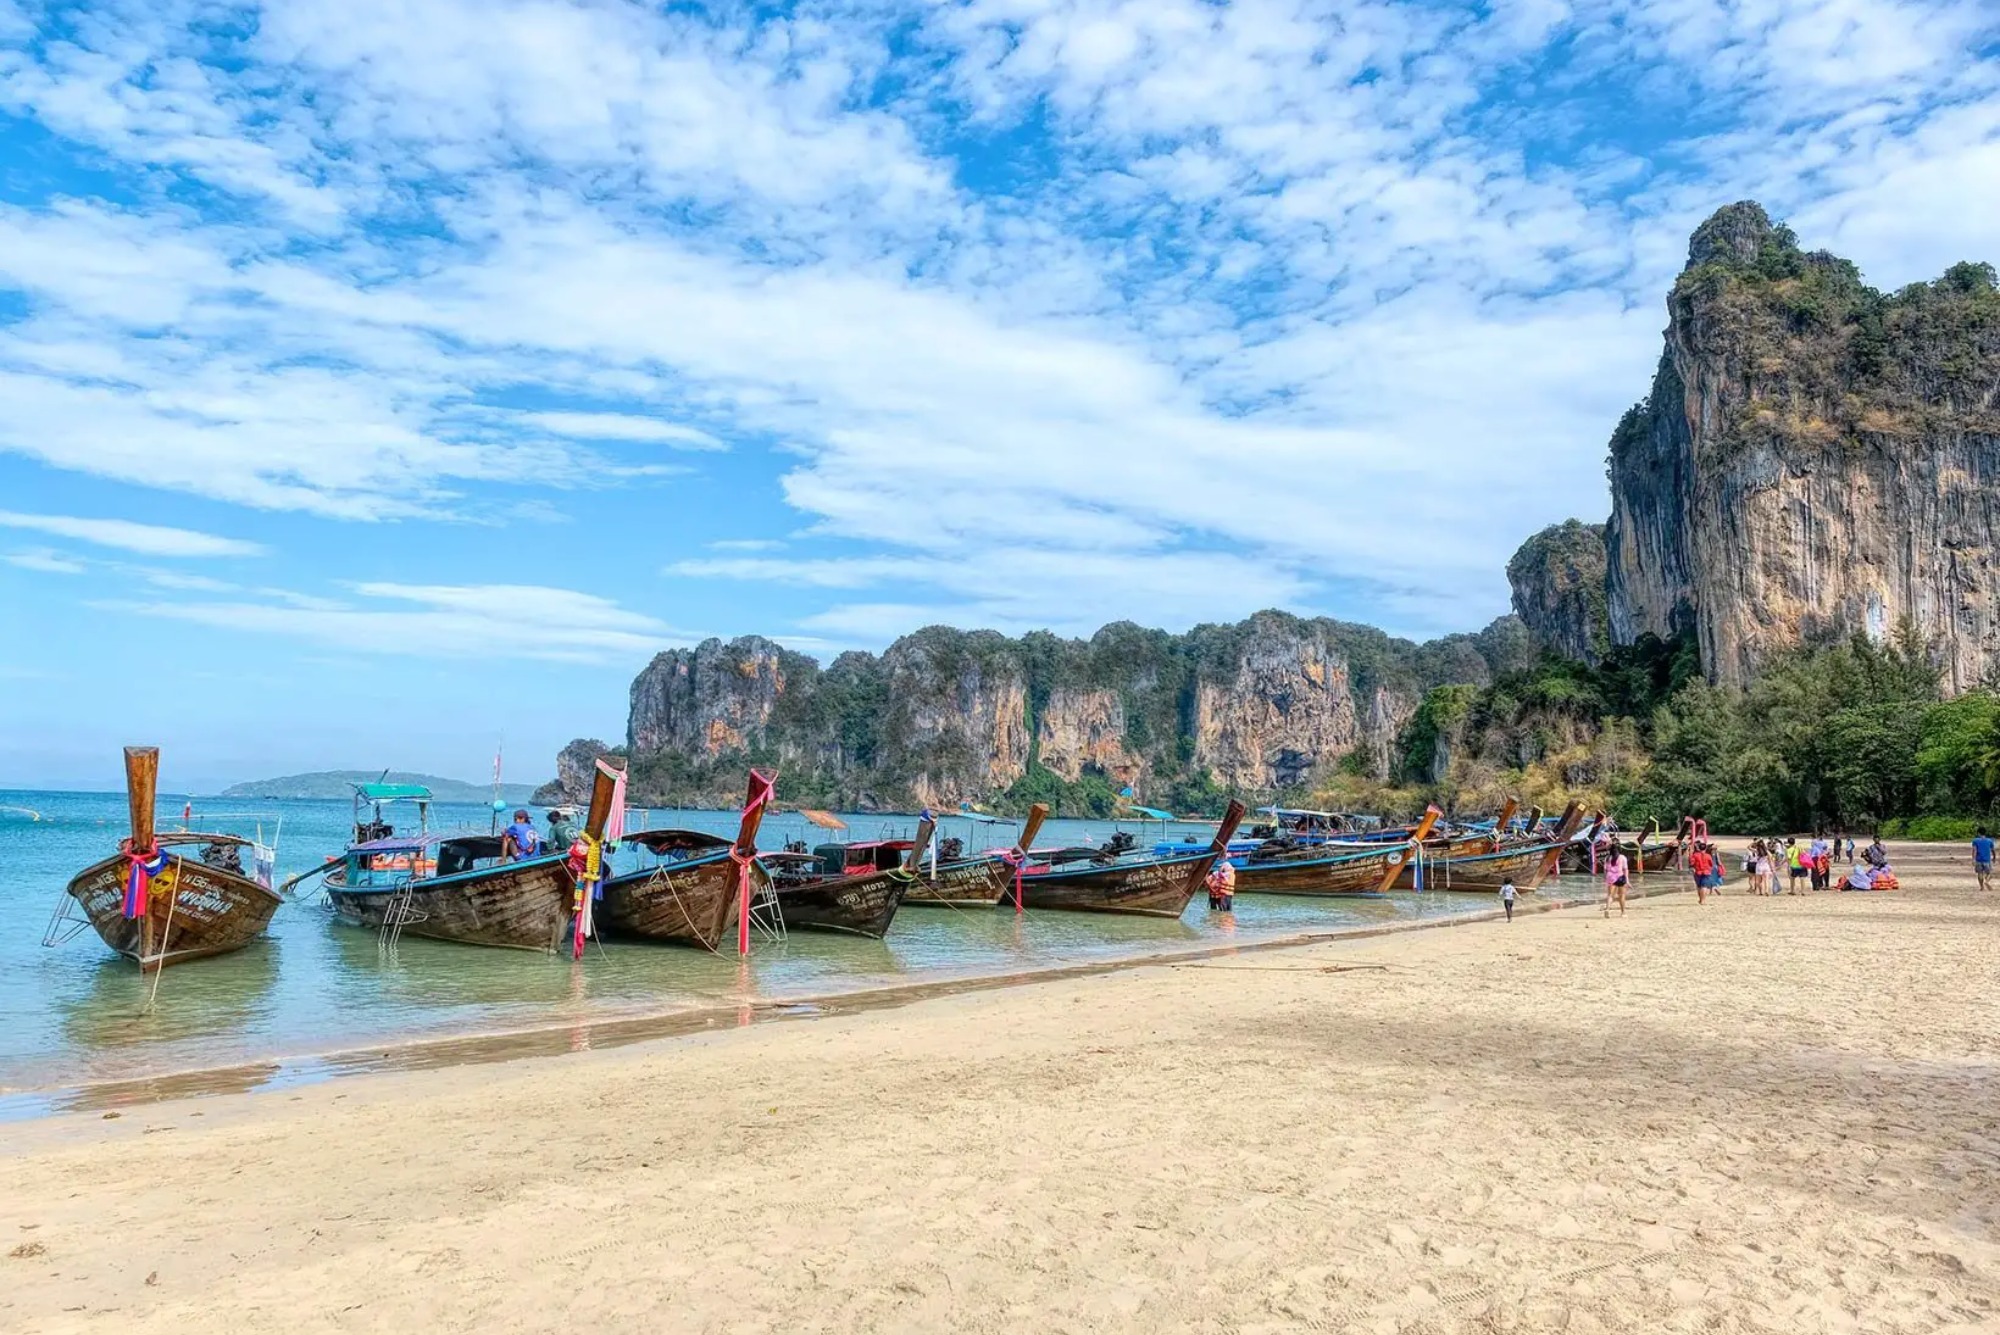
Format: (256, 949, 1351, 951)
(0, 789, 1496, 1107)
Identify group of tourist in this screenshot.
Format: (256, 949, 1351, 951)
(1591, 828, 1926, 915)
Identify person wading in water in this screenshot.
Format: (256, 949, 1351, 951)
(1206, 857, 1236, 911)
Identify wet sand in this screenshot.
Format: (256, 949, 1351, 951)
(3, 843, 1997, 1333)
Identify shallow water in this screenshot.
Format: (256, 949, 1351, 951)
(0, 789, 1500, 1106)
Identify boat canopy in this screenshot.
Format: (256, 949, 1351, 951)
(1121, 804, 1176, 821)
(953, 805, 1009, 825)
(800, 809, 848, 830)
(353, 782, 432, 802)
(624, 828, 732, 855)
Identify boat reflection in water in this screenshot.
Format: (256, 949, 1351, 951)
(55, 940, 282, 1055)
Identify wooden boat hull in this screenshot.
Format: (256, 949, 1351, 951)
(1560, 841, 1679, 875)
(905, 856, 1008, 908)
(599, 851, 763, 951)
(1018, 850, 1215, 917)
(1394, 842, 1566, 893)
(1232, 848, 1401, 897)
(1639, 842, 1680, 872)
(775, 868, 911, 938)
(327, 856, 572, 951)
(65, 853, 281, 971)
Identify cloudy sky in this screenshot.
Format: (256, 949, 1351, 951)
(1, 0, 1995, 789)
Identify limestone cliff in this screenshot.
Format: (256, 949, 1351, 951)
(531, 738, 618, 806)
(1606, 201, 2000, 690)
(1187, 614, 1362, 789)
(1508, 521, 1609, 665)
(608, 611, 1535, 813)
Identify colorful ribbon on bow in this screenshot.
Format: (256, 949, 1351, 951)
(571, 833, 603, 960)
(1000, 849, 1026, 913)
(120, 839, 169, 920)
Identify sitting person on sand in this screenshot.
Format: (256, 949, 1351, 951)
(1846, 861, 1875, 892)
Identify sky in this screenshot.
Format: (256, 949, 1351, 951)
(1, 0, 1996, 791)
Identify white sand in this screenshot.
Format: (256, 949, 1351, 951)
(3, 843, 1998, 1333)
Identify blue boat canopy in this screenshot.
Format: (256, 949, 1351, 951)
(353, 782, 433, 802)
(1121, 804, 1176, 821)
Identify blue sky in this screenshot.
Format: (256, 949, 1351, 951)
(1, 0, 1996, 791)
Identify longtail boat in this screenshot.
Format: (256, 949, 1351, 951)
(1016, 800, 1246, 917)
(54, 747, 283, 971)
(598, 769, 774, 951)
(907, 804, 1049, 908)
(324, 834, 575, 950)
(766, 817, 936, 938)
(1234, 807, 1441, 897)
(1395, 803, 1588, 893)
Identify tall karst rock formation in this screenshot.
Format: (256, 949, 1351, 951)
(1605, 201, 2000, 690)
(546, 612, 1537, 812)
(1508, 520, 1610, 665)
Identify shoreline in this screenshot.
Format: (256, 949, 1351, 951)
(3, 881, 1618, 1122)
(4, 867, 1993, 1333)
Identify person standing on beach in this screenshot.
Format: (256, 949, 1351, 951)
(1500, 876, 1517, 922)
(1785, 838, 1806, 894)
(1689, 842, 1714, 905)
(1973, 829, 1994, 891)
(1604, 849, 1629, 917)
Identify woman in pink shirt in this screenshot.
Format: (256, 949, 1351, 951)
(1603, 850, 1630, 917)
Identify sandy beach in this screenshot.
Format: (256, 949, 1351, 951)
(4, 843, 1998, 1334)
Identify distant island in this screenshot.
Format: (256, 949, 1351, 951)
(219, 771, 545, 804)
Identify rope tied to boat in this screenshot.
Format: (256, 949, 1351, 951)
(999, 849, 1026, 913)
(119, 836, 170, 920)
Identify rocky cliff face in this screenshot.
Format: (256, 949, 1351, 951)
(1606, 201, 2000, 690)
(1508, 521, 1609, 664)
(1189, 614, 1361, 789)
(603, 610, 1535, 812)
(532, 737, 617, 806)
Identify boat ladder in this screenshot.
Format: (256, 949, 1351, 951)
(749, 875, 786, 945)
(40, 891, 94, 948)
(379, 880, 428, 948)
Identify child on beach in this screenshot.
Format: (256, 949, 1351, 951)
(1603, 850, 1629, 917)
(1500, 876, 1517, 922)
(1689, 842, 1714, 904)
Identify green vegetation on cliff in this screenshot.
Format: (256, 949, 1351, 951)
(1350, 621, 2000, 834)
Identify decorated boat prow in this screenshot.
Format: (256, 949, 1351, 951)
(598, 768, 776, 952)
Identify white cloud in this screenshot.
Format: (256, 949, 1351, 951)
(0, 0, 1995, 648)
(521, 411, 726, 450)
(4, 547, 87, 575)
(104, 582, 689, 664)
(0, 510, 263, 557)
